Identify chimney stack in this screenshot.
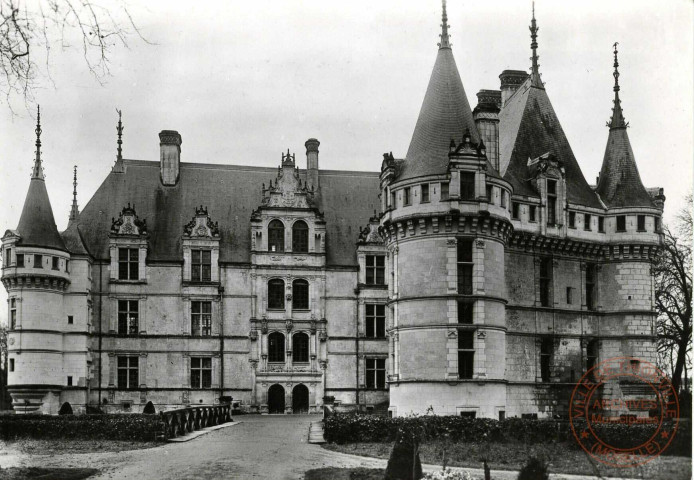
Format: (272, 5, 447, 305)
(473, 90, 501, 171)
(499, 70, 529, 107)
(159, 130, 182, 186)
(305, 138, 320, 190)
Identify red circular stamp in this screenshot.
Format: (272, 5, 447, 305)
(570, 356, 680, 468)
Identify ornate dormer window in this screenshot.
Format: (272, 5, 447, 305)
(109, 204, 148, 283)
(357, 212, 388, 287)
(526, 152, 566, 229)
(182, 206, 220, 284)
(447, 128, 488, 201)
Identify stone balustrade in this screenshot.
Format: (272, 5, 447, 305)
(159, 405, 232, 439)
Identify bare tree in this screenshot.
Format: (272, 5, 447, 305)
(0, 0, 147, 110)
(655, 195, 693, 394)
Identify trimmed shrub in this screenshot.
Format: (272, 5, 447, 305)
(58, 402, 73, 415)
(86, 405, 105, 415)
(0, 414, 165, 441)
(385, 430, 423, 480)
(517, 457, 549, 480)
(143, 401, 156, 414)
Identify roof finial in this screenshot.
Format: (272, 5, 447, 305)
(116, 108, 124, 161)
(529, 2, 542, 87)
(438, 0, 451, 49)
(608, 42, 628, 129)
(69, 165, 79, 222)
(31, 104, 45, 180)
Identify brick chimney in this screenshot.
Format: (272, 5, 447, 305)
(499, 70, 529, 107)
(159, 130, 182, 186)
(305, 138, 320, 191)
(473, 90, 501, 171)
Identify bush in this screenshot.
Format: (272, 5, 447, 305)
(58, 402, 73, 415)
(0, 414, 165, 441)
(384, 430, 423, 480)
(323, 413, 692, 457)
(86, 405, 105, 415)
(517, 457, 549, 480)
(143, 401, 156, 414)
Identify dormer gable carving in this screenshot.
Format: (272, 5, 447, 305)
(261, 149, 316, 209)
(527, 152, 564, 181)
(183, 206, 220, 238)
(358, 212, 385, 245)
(448, 128, 487, 161)
(111, 203, 147, 236)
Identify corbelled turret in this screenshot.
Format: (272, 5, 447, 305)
(596, 43, 655, 208)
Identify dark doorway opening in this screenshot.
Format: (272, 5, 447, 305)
(292, 384, 309, 414)
(268, 384, 285, 414)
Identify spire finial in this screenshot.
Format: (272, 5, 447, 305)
(608, 42, 628, 129)
(438, 0, 451, 49)
(529, 2, 542, 87)
(31, 104, 45, 179)
(69, 165, 79, 221)
(116, 108, 124, 161)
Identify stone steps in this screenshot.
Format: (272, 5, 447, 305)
(308, 420, 326, 444)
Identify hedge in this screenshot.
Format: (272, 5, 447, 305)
(324, 413, 691, 456)
(0, 414, 165, 441)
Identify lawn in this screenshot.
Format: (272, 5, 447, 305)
(0, 467, 99, 480)
(323, 441, 692, 480)
(0, 438, 160, 455)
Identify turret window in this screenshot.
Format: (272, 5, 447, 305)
(540, 337, 553, 382)
(655, 217, 661, 233)
(457, 240, 473, 295)
(268, 220, 285, 252)
(637, 215, 646, 232)
(440, 182, 449, 200)
(584, 214, 592, 231)
(191, 357, 212, 389)
(268, 279, 285, 310)
(546, 180, 557, 226)
(568, 212, 576, 228)
(586, 340, 599, 378)
(52, 256, 60, 270)
(512, 203, 519, 220)
(616, 215, 626, 232)
(421, 184, 430, 203)
(529, 205, 537, 222)
(118, 248, 138, 280)
(191, 249, 212, 282)
(293, 333, 310, 363)
(9, 358, 14, 372)
(460, 172, 475, 200)
(403, 187, 411, 206)
(585, 263, 597, 311)
(365, 255, 385, 285)
(191, 301, 212, 336)
(4, 248, 10, 266)
(501, 190, 507, 209)
(117, 300, 139, 335)
(34, 254, 43, 269)
(65, 259, 69, 272)
(9, 298, 16, 329)
(117, 356, 139, 389)
(486, 185, 493, 203)
(539, 258, 552, 307)
(292, 279, 309, 310)
(458, 301, 473, 324)
(598, 216, 605, 233)
(268, 332, 285, 363)
(458, 331, 474, 379)
(366, 304, 386, 338)
(16, 254, 24, 268)
(292, 221, 309, 253)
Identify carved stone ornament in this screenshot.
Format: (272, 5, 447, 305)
(446, 239, 457, 246)
(249, 330, 258, 341)
(475, 239, 485, 249)
(310, 319, 317, 334)
(261, 318, 268, 334)
(183, 205, 220, 238)
(319, 330, 327, 342)
(285, 319, 293, 332)
(261, 150, 315, 208)
(476, 330, 486, 339)
(111, 203, 147, 235)
(358, 212, 385, 245)
(319, 360, 328, 370)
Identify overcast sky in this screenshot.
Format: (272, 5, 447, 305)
(0, 0, 692, 323)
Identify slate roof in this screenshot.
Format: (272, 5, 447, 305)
(399, 45, 479, 182)
(498, 78, 603, 208)
(16, 178, 68, 251)
(62, 160, 380, 266)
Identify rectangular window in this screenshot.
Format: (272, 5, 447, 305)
(501, 191, 507, 209)
(539, 258, 552, 307)
(191, 301, 212, 336)
(117, 356, 138, 389)
(16, 254, 24, 268)
(512, 202, 520, 220)
(68, 315, 74, 325)
(191, 357, 212, 389)
(458, 301, 473, 324)
(459, 411, 476, 419)
(191, 249, 212, 282)
(117, 300, 139, 335)
(568, 211, 576, 228)
(637, 215, 646, 232)
(457, 240, 473, 295)
(403, 187, 411, 206)
(52, 256, 60, 270)
(34, 254, 43, 269)
(529, 205, 537, 222)
(546, 180, 557, 226)
(65, 259, 69, 273)
(460, 173, 475, 200)
(540, 337, 553, 382)
(10, 298, 16, 329)
(616, 216, 626, 232)
(421, 184, 430, 203)
(9, 358, 14, 372)
(486, 185, 493, 203)
(566, 287, 573, 305)
(4, 248, 10, 266)
(365, 255, 386, 285)
(585, 263, 596, 311)
(365, 358, 386, 389)
(598, 216, 605, 233)
(67, 376, 73, 387)
(118, 248, 139, 280)
(586, 340, 599, 376)
(498, 411, 506, 421)
(584, 214, 592, 231)
(458, 331, 474, 379)
(655, 217, 661, 233)
(366, 304, 386, 338)
(390, 190, 396, 208)
(440, 182, 449, 201)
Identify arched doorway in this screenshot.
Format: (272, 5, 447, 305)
(268, 384, 285, 414)
(292, 384, 309, 414)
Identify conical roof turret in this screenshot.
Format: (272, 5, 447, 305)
(399, 0, 479, 181)
(596, 44, 654, 208)
(16, 106, 67, 251)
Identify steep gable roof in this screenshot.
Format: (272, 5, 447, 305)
(70, 160, 380, 266)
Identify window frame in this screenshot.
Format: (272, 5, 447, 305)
(268, 219, 285, 253)
(440, 182, 449, 201)
(403, 187, 411, 206)
(540, 337, 553, 382)
(292, 220, 309, 253)
(268, 279, 285, 310)
(539, 258, 552, 307)
(365, 303, 386, 338)
(52, 256, 60, 270)
(34, 254, 43, 269)
(529, 205, 537, 222)
(458, 301, 473, 324)
(292, 279, 309, 310)
(585, 263, 597, 311)
(9, 298, 16, 329)
(16, 253, 24, 268)
(365, 255, 386, 286)
(457, 240, 473, 295)
(584, 214, 592, 231)
(117, 356, 139, 390)
(420, 183, 430, 203)
(191, 300, 212, 336)
(458, 330, 475, 379)
(4, 248, 11, 266)
(293, 332, 310, 363)
(637, 215, 646, 232)
(546, 180, 557, 226)
(268, 332, 285, 363)
(190, 357, 212, 389)
(117, 300, 139, 335)
(616, 215, 626, 232)
(568, 211, 576, 228)
(118, 248, 139, 280)
(598, 216, 605, 233)
(512, 202, 520, 220)
(365, 358, 386, 389)
(191, 249, 212, 282)
(460, 172, 475, 200)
